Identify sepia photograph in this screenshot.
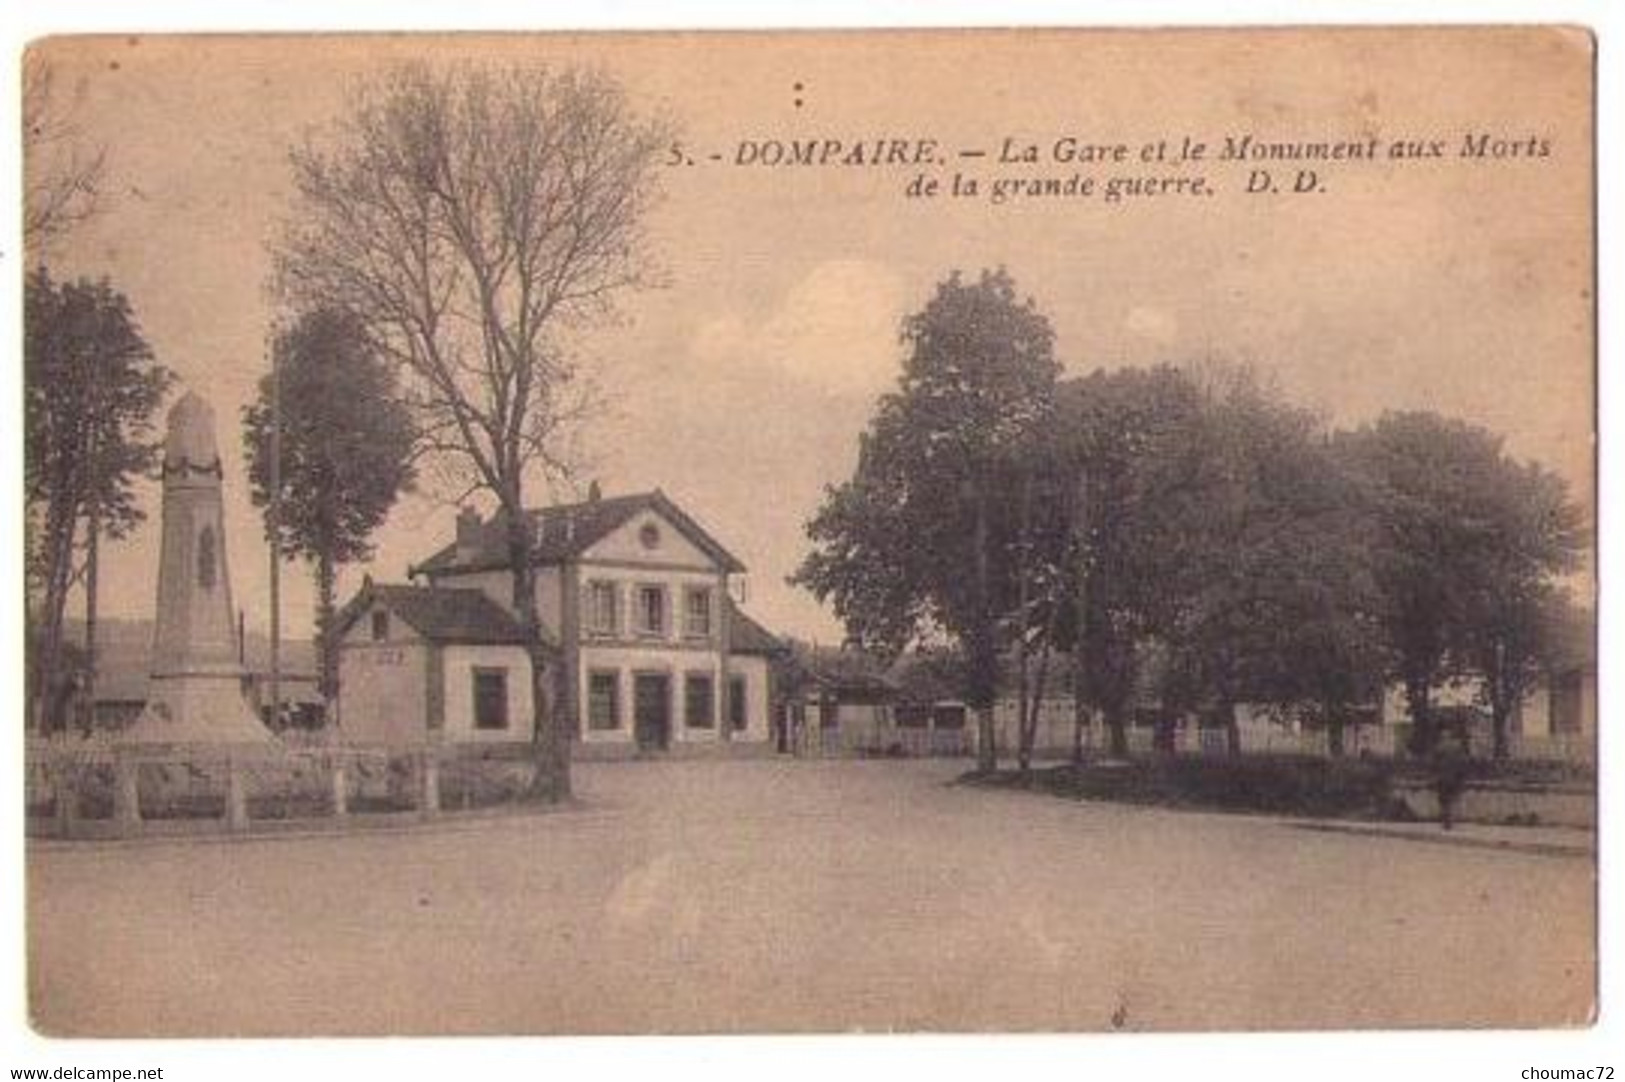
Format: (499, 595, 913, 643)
(10, 13, 1607, 1062)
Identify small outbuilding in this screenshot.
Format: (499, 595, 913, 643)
(334, 580, 546, 745)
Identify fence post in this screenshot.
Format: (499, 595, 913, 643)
(419, 748, 440, 818)
(54, 759, 79, 839)
(114, 752, 142, 836)
(329, 756, 349, 818)
(225, 757, 250, 831)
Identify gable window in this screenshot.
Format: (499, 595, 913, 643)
(472, 668, 509, 730)
(728, 675, 747, 731)
(587, 580, 620, 636)
(684, 673, 715, 729)
(635, 584, 667, 637)
(684, 587, 713, 639)
(588, 670, 621, 731)
(371, 610, 390, 642)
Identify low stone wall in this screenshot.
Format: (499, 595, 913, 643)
(24, 738, 545, 840)
(1391, 779, 1596, 829)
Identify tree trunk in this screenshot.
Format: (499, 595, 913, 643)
(1022, 644, 1052, 775)
(1015, 639, 1030, 776)
(1070, 468, 1091, 767)
(1221, 699, 1241, 757)
(81, 501, 99, 737)
(1154, 711, 1177, 754)
(975, 704, 997, 773)
(508, 514, 570, 801)
(1326, 701, 1346, 758)
(33, 498, 80, 734)
(1404, 673, 1435, 757)
(1490, 685, 1512, 761)
(1488, 643, 1512, 761)
(315, 550, 339, 727)
(1015, 475, 1032, 778)
(1104, 699, 1129, 758)
(970, 475, 998, 775)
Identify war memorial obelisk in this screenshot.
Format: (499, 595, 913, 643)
(120, 391, 273, 745)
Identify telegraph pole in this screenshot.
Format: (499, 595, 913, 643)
(268, 331, 282, 731)
(83, 444, 100, 736)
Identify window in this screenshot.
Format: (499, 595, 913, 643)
(685, 673, 715, 729)
(728, 675, 747, 731)
(587, 581, 620, 636)
(635, 585, 667, 637)
(473, 668, 509, 730)
(684, 587, 713, 639)
(588, 670, 621, 731)
(371, 610, 390, 642)
(639, 522, 661, 549)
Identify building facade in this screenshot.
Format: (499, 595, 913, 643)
(337, 490, 782, 750)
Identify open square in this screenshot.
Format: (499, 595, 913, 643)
(28, 760, 1594, 1035)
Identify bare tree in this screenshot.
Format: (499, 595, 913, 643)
(275, 62, 668, 800)
(23, 56, 109, 257)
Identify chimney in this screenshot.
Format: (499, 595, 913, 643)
(455, 507, 482, 562)
(587, 480, 602, 503)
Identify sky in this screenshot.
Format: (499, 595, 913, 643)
(28, 28, 1595, 644)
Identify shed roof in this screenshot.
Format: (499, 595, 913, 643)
(337, 582, 545, 647)
(727, 600, 786, 657)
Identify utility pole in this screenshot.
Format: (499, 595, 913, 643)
(83, 459, 100, 737)
(268, 332, 282, 731)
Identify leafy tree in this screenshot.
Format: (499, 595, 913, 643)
(1454, 460, 1586, 758)
(274, 62, 668, 800)
(25, 267, 172, 732)
(795, 268, 1061, 771)
(1340, 412, 1585, 755)
(1246, 499, 1388, 757)
(1144, 369, 1387, 756)
(1049, 366, 1205, 757)
(243, 308, 417, 720)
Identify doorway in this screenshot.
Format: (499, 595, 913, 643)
(633, 673, 671, 752)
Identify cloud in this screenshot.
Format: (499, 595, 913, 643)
(1123, 304, 1179, 346)
(688, 259, 908, 396)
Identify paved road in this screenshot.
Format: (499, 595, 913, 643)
(27, 759, 1595, 1035)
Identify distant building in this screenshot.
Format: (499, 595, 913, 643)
(335, 489, 784, 750)
(777, 644, 905, 754)
(59, 618, 322, 733)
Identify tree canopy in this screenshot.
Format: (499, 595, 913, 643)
(795, 268, 1060, 769)
(243, 307, 418, 710)
(25, 267, 172, 732)
(1341, 411, 1586, 754)
(799, 275, 1588, 762)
